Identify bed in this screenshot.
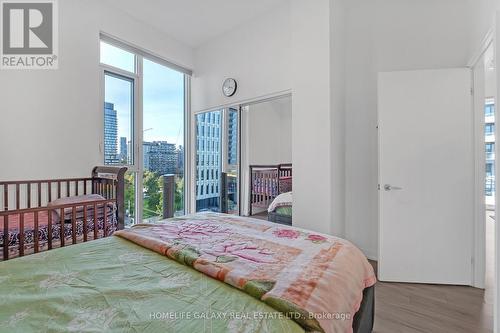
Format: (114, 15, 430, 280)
(267, 192, 293, 226)
(0, 166, 127, 260)
(0, 213, 375, 333)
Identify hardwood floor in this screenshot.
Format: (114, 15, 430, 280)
(371, 214, 494, 332)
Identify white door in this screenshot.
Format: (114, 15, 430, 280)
(378, 68, 473, 285)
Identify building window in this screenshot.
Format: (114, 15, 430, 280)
(485, 123, 495, 136)
(485, 103, 495, 117)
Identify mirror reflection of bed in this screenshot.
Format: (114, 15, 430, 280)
(240, 95, 292, 224)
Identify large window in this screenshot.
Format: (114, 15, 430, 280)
(142, 58, 185, 222)
(100, 38, 189, 226)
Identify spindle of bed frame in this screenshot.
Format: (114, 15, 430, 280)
(93, 203, 98, 240)
(71, 207, 77, 244)
(83, 204, 88, 242)
(3, 216, 7, 260)
(34, 212, 39, 253)
(48, 210, 53, 250)
(60, 208, 65, 248)
(19, 213, 24, 257)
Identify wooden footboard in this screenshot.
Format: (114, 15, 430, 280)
(0, 166, 126, 260)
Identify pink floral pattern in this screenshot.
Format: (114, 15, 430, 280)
(272, 228, 301, 239)
(306, 234, 327, 243)
(204, 240, 276, 263)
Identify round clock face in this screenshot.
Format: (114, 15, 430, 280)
(222, 78, 237, 97)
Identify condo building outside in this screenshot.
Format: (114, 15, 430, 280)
(485, 98, 495, 208)
(196, 111, 222, 211)
(195, 109, 239, 213)
(104, 102, 120, 165)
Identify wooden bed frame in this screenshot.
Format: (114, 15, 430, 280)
(0, 166, 127, 260)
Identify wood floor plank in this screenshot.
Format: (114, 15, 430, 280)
(372, 214, 494, 332)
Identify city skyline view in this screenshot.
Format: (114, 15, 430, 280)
(104, 102, 183, 175)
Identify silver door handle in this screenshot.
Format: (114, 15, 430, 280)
(384, 184, 403, 191)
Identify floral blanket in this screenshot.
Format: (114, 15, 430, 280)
(114, 213, 376, 333)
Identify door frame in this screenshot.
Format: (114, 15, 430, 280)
(471, 54, 487, 290)
(468, 27, 494, 290)
(191, 92, 293, 216)
(191, 107, 241, 214)
(239, 93, 293, 216)
(468, 16, 499, 332)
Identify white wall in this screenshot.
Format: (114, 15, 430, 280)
(246, 98, 292, 165)
(330, 0, 347, 238)
(470, 0, 500, 56)
(291, 0, 335, 235)
(344, 0, 475, 258)
(191, 3, 292, 112)
(0, 0, 193, 180)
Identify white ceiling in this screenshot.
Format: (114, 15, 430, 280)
(104, 0, 289, 48)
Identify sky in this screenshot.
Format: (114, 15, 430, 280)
(101, 42, 185, 149)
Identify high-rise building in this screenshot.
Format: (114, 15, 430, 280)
(196, 111, 221, 211)
(119, 137, 128, 164)
(104, 102, 119, 165)
(143, 141, 177, 175)
(177, 145, 184, 176)
(228, 109, 238, 166)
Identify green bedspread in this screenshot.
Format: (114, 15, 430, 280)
(0, 236, 304, 333)
(274, 206, 292, 217)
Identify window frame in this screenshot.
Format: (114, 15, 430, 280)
(101, 68, 138, 169)
(99, 36, 192, 223)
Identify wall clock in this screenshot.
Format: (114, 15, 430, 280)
(222, 78, 237, 97)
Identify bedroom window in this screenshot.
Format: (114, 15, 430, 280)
(100, 34, 191, 226)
